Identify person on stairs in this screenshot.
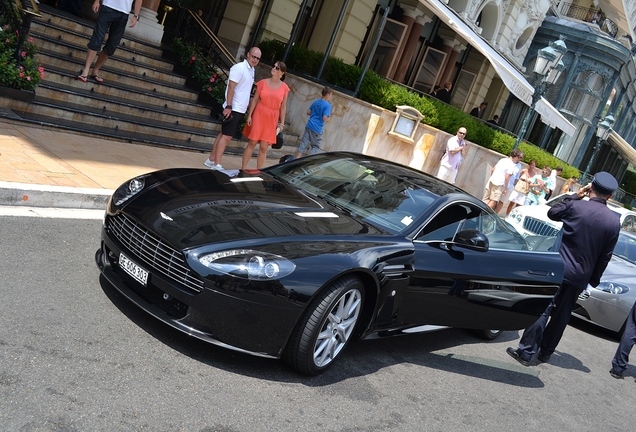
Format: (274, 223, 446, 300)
(77, 0, 142, 84)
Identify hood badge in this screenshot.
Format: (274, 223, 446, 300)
(160, 212, 173, 221)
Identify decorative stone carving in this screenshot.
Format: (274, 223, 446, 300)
(506, 0, 552, 64)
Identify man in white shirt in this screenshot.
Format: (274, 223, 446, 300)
(484, 149, 523, 209)
(496, 151, 524, 215)
(436, 127, 468, 184)
(78, 0, 142, 83)
(204, 47, 261, 171)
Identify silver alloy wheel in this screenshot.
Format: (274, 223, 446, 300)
(312, 288, 362, 368)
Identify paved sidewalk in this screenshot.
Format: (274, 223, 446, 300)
(0, 119, 275, 209)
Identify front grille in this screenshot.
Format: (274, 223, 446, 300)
(107, 213, 204, 293)
(523, 216, 559, 237)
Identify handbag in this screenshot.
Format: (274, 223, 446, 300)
(514, 176, 528, 194)
(272, 130, 284, 149)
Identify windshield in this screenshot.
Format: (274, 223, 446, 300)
(613, 232, 636, 264)
(266, 154, 456, 233)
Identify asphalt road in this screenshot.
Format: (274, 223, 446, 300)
(1, 214, 634, 431)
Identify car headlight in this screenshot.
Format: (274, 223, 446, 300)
(113, 176, 146, 206)
(594, 281, 630, 294)
(198, 249, 296, 280)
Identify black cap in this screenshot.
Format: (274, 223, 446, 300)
(591, 172, 618, 195)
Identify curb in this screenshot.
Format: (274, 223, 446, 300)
(0, 181, 113, 210)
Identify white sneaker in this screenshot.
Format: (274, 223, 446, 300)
(204, 159, 216, 168)
(211, 164, 223, 171)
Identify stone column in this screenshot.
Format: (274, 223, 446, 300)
(125, 0, 164, 45)
(393, 11, 432, 83)
(438, 38, 465, 86)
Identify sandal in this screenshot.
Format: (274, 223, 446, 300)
(77, 75, 88, 83)
(90, 74, 104, 83)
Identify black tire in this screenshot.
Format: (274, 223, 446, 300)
(284, 276, 364, 375)
(474, 329, 502, 340)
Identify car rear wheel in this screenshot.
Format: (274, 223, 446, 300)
(284, 276, 364, 375)
(474, 329, 502, 340)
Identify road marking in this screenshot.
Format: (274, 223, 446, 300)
(0, 206, 104, 220)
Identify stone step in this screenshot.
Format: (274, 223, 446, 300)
(13, 99, 216, 145)
(41, 66, 204, 109)
(35, 9, 163, 58)
(35, 82, 218, 130)
(31, 21, 177, 71)
(37, 50, 186, 88)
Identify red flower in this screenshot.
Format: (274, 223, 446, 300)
(207, 87, 212, 91)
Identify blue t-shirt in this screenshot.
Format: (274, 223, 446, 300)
(306, 99, 331, 134)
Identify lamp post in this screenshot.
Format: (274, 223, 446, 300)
(512, 38, 567, 150)
(581, 115, 614, 182)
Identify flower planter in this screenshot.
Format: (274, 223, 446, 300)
(184, 77, 200, 91)
(173, 63, 190, 76)
(0, 85, 36, 102)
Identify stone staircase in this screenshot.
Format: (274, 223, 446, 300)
(0, 5, 298, 159)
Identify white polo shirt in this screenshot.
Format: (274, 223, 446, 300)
(102, 0, 134, 14)
(225, 59, 255, 114)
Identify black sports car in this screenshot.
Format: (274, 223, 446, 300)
(96, 152, 563, 374)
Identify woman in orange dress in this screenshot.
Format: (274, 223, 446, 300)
(241, 61, 290, 170)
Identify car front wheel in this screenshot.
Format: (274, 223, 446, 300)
(284, 276, 364, 375)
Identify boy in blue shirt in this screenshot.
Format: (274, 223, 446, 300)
(296, 87, 333, 158)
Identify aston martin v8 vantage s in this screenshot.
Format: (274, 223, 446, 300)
(573, 230, 636, 334)
(95, 152, 564, 374)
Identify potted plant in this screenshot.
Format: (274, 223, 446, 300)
(0, 20, 45, 101)
(198, 70, 225, 115)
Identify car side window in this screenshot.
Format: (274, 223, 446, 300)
(417, 203, 481, 242)
(621, 215, 635, 233)
(417, 203, 528, 250)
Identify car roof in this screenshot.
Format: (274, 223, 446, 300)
(607, 202, 636, 217)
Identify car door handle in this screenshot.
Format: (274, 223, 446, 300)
(527, 269, 551, 276)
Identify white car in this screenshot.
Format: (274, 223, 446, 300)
(506, 193, 636, 238)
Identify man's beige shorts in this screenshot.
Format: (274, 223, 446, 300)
(484, 182, 505, 201)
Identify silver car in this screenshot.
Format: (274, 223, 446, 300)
(572, 230, 636, 334)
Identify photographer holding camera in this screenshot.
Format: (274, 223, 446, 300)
(507, 172, 621, 366)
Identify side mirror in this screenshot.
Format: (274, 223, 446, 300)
(454, 229, 489, 252)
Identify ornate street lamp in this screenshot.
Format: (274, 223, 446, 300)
(512, 39, 567, 150)
(582, 115, 614, 182)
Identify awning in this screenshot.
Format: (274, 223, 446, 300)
(423, 0, 576, 136)
(607, 130, 636, 165)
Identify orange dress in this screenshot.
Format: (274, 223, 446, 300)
(243, 79, 290, 144)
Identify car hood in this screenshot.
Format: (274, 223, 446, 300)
(115, 169, 388, 249)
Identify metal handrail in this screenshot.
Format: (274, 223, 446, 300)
(173, 7, 237, 79)
(559, 3, 618, 37)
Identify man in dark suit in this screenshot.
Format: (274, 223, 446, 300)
(507, 172, 621, 366)
(470, 102, 488, 118)
(435, 81, 452, 104)
(610, 301, 636, 378)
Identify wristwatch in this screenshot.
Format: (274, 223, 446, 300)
(133, 14, 140, 20)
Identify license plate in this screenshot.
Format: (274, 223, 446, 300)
(119, 253, 149, 286)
